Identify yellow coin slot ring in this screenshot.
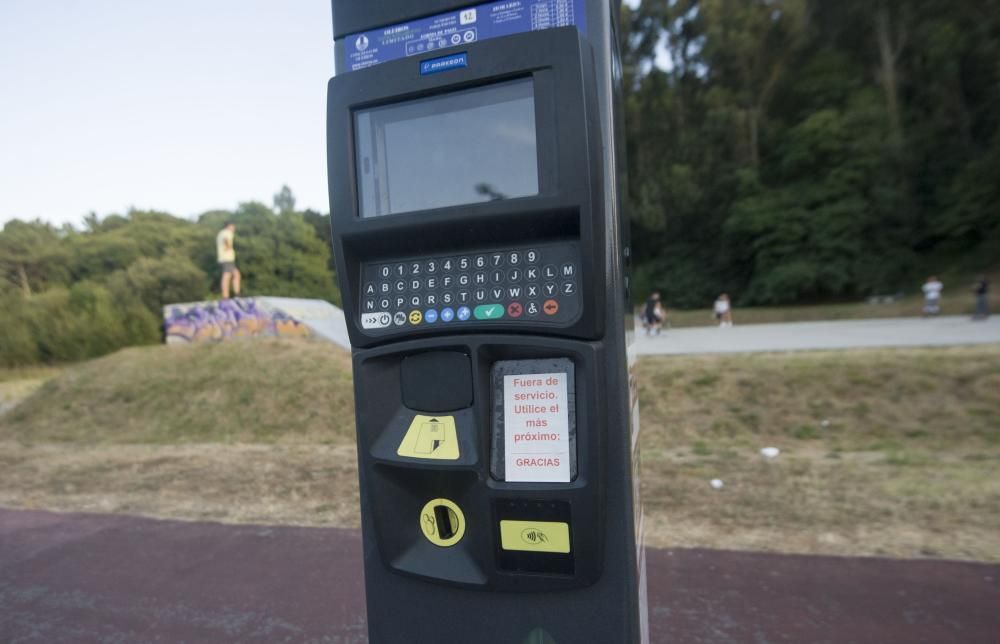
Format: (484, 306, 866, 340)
(419, 498, 466, 547)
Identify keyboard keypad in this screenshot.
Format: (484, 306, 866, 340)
(359, 243, 580, 332)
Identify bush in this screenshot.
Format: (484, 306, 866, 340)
(106, 255, 209, 315)
(0, 293, 39, 366)
(0, 283, 160, 367)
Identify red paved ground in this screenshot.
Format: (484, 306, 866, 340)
(1, 508, 997, 643)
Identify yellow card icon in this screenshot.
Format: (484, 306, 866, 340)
(499, 520, 571, 554)
(397, 415, 460, 460)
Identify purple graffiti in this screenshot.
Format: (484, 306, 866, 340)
(164, 298, 310, 344)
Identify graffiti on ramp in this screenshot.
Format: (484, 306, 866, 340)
(164, 298, 311, 344)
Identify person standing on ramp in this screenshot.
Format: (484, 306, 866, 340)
(216, 222, 241, 299)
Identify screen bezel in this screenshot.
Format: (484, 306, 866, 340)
(353, 77, 547, 219)
(349, 71, 559, 221)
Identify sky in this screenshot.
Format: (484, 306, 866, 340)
(0, 0, 335, 227)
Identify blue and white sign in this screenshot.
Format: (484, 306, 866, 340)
(420, 52, 468, 75)
(337, 0, 587, 74)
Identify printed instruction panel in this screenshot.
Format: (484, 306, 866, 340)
(337, 0, 588, 74)
(491, 358, 576, 482)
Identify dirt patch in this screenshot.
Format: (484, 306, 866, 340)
(0, 442, 360, 528)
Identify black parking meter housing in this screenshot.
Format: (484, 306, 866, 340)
(327, 2, 647, 642)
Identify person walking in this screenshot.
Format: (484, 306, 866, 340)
(714, 294, 733, 327)
(216, 222, 241, 299)
(643, 291, 665, 335)
(972, 276, 989, 320)
(921, 276, 943, 316)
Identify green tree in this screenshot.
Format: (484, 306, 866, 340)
(106, 256, 209, 315)
(273, 185, 296, 214)
(212, 201, 341, 304)
(0, 220, 70, 295)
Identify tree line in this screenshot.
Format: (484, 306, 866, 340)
(4, 1, 999, 364)
(622, 0, 999, 307)
(0, 187, 339, 366)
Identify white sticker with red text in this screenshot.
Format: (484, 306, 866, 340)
(504, 372, 570, 482)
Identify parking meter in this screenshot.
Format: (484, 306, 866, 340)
(327, 2, 647, 641)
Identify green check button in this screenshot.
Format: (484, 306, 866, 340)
(474, 304, 505, 320)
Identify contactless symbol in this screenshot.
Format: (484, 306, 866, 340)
(408, 310, 423, 325)
(521, 528, 549, 545)
(499, 520, 570, 553)
(507, 302, 523, 318)
(440, 307, 455, 322)
(419, 498, 466, 547)
(393, 311, 407, 326)
(457, 306, 471, 321)
(543, 299, 559, 315)
(424, 309, 438, 323)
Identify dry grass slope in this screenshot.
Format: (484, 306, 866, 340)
(1, 340, 998, 561)
(636, 347, 1000, 560)
(1, 339, 355, 444)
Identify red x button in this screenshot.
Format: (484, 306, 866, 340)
(507, 302, 523, 318)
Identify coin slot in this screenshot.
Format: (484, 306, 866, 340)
(434, 505, 456, 540)
(419, 498, 466, 547)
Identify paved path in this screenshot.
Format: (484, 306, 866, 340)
(635, 315, 1000, 355)
(2, 509, 997, 643)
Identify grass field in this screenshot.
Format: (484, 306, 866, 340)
(1, 339, 998, 561)
(0, 365, 62, 416)
(656, 279, 999, 328)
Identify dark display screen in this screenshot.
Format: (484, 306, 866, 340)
(355, 78, 539, 217)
